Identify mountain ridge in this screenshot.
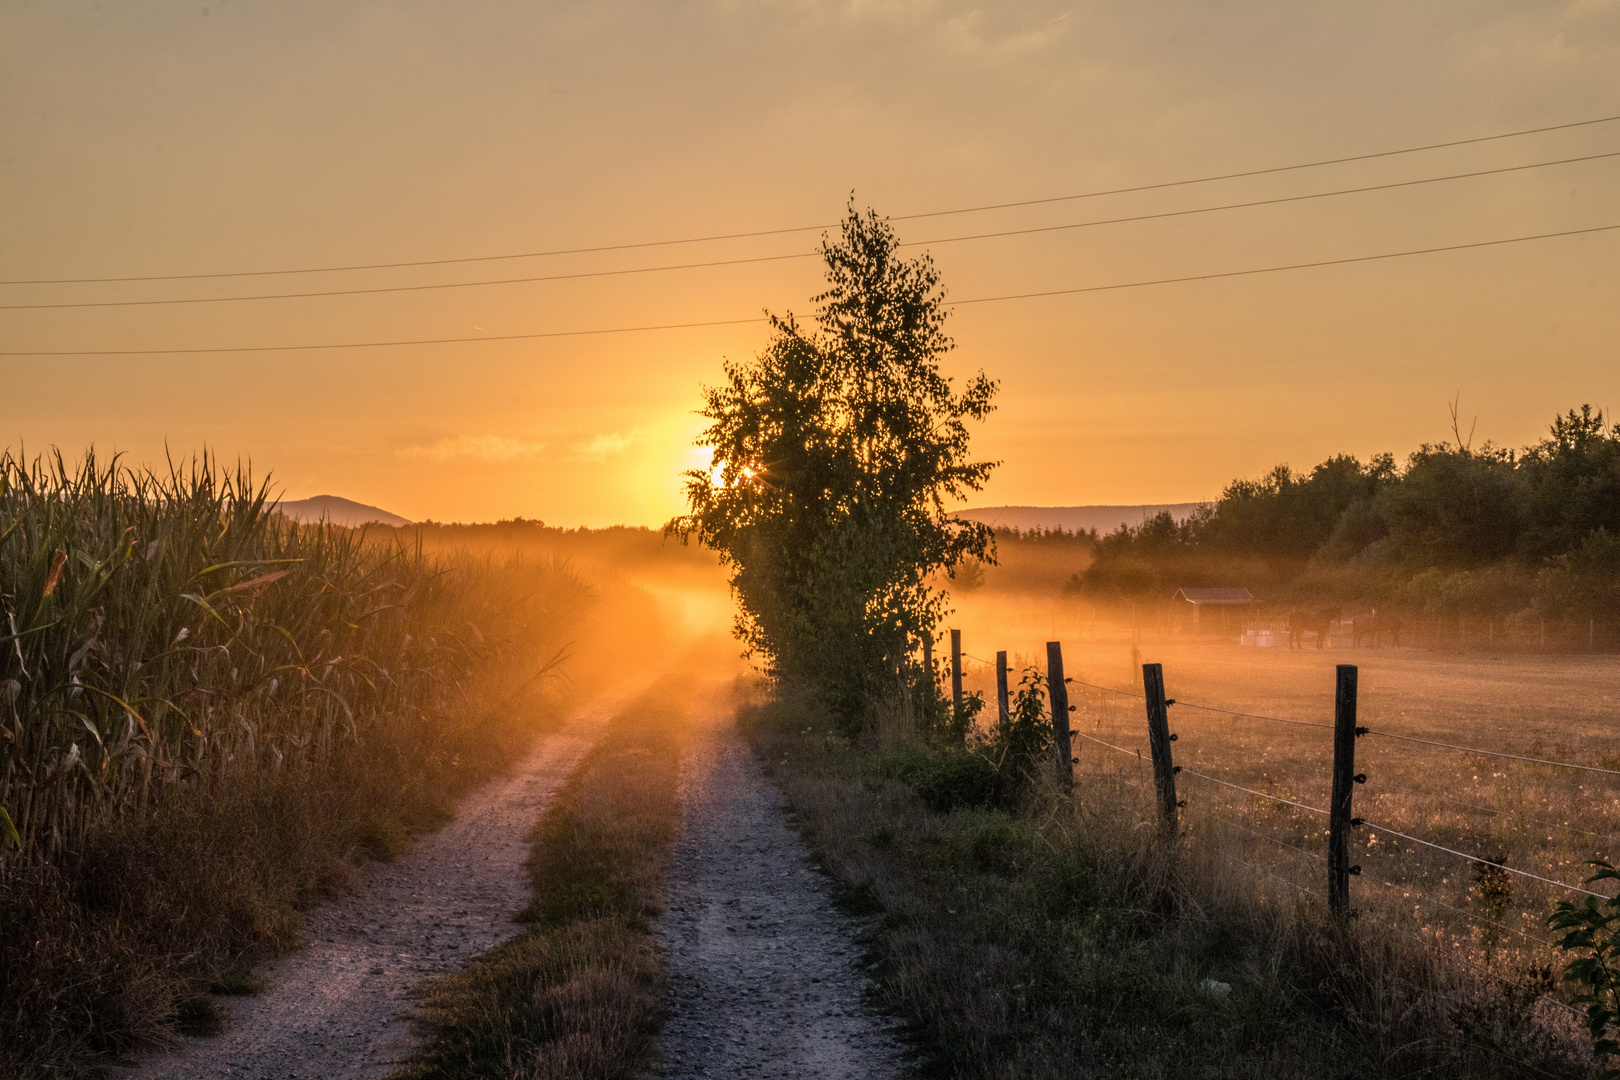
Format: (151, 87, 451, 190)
(275, 495, 411, 527)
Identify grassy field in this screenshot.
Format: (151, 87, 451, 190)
(959, 638, 1620, 972)
(398, 679, 696, 1080)
(741, 625, 1620, 1076)
(0, 452, 673, 1076)
(750, 701, 1596, 1076)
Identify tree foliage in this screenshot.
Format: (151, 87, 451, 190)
(669, 205, 997, 718)
(1071, 406, 1620, 627)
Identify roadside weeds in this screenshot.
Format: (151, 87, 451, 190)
(743, 694, 1593, 1079)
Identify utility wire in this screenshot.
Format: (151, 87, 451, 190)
(916, 149, 1620, 249)
(950, 222, 1620, 307)
(0, 317, 773, 357)
(9, 150, 1616, 311)
(5, 222, 1616, 357)
(0, 251, 812, 310)
(6, 112, 1617, 285)
(906, 113, 1620, 222)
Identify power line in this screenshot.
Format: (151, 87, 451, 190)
(915, 150, 1620, 248)
(4, 113, 1618, 286)
(894, 114, 1620, 222)
(4, 222, 1615, 357)
(0, 317, 773, 357)
(7, 150, 1617, 311)
(951, 222, 1620, 307)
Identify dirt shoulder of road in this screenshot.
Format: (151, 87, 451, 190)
(110, 699, 616, 1080)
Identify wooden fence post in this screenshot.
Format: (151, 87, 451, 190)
(996, 650, 1010, 733)
(950, 629, 963, 736)
(1329, 664, 1361, 921)
(1142, 663, 1178, 837)
(1046, 641, 1073, 792)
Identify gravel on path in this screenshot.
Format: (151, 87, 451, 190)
(115, 697, 617, 1080)
(654, 697, 908, 1080)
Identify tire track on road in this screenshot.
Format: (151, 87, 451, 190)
(117, 696, 619, 1080)
(654, 700, 908, 1079)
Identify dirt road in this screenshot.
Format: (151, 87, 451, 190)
(117, 682, 905, 1079)
(117, 698, 615, 1080)
(653, 700, 907, 1079)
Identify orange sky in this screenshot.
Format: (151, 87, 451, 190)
(3, 3, 1618, 526)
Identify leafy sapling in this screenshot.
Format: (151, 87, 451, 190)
(1548, 860, 1620, 1077)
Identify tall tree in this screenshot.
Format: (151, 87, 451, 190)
(669, 205, 997, 719)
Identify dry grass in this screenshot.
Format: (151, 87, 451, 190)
(396, 681, 690, 1080)
(1050, 640, 1620, 978)
(1, 667, 581, 1078)
(745, 671, 1601, 1078)
(941, 600, 1620, 978)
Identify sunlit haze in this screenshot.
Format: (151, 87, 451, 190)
(4, 2, 1618, 525)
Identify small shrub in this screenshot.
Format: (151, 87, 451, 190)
(1549, 860, 1620, 1077)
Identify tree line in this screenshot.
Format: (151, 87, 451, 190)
(1071, 405, 1620, 625)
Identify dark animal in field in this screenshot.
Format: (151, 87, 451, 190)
(1352, 611, 1403, 648)
(1288, 607, 1342, 649)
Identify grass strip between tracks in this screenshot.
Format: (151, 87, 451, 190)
(396, 683, 688, 1080)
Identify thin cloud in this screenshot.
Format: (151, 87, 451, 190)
(398, 435, 549, 462)
(570, 429, 651, 461)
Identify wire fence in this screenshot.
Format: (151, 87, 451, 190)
(948, 638, 1620, 1021)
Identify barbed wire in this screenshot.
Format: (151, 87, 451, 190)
(1375, 789, 1620, 849)
(1365, 898, 1583, 1034)
(1069, 678, 1145, 700)
(1362, 728, 1620, 777)
(1364, 874, 1550, 950)
(1203, 809, 1329, 862)
(1172, 699, 1334, 730)
(1178, 767, 1331, 816)
(1072, 730, 1147, 760)
(1359, 822, 1608, 899)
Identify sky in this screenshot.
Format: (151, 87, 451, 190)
(3, 1, 1618, 526)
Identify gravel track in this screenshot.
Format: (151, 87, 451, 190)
(654, 697, 908, 1079)
(115, 697, 617, 1080)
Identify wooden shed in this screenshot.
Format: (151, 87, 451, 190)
(1174, 587, 1255, 633)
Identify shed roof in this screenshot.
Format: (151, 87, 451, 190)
(1174, 587, 1255, 605)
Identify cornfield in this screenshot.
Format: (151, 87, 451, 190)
(0, 448, 586, 871)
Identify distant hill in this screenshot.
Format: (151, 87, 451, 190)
(275, 495, 411, 528)
(952, 504, 1207, 535)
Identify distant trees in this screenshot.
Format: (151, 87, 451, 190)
(669, 205, 998, 720)
(1071, 406, 1620, 630)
